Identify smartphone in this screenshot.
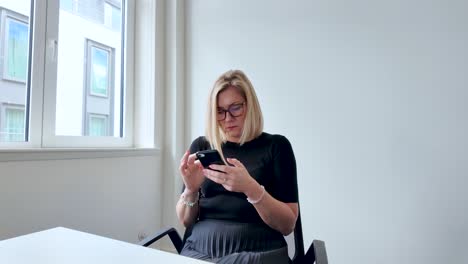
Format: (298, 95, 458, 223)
(196, 149, 226, 169)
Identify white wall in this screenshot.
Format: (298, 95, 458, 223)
(185, 0, 468, 263)
(0, 156, 161, 243)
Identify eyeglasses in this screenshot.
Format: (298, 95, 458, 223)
(216, 102, 245, 121)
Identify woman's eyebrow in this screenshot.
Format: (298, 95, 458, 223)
(217, 102, 243, 109)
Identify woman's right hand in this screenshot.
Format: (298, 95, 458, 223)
(179, 150, 205, 193)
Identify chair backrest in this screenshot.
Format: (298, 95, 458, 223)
(304, 239, 328, 264)
(285, 208, 305, 263)
(286, 206, 328, 264)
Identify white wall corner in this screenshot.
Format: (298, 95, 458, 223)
(160, 0, 187, 238)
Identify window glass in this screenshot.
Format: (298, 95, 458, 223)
(5, 18, 29, 81)
(90, 46, 109, 97)
(60, 0, 73, 12)
(0, 2, 31, 143)
(88, 114, 108, 136)
(105, 2, 121, 31)
(111, 5, 121, 30)
(55, 0, 123, 137)
(0, 0, 134, 149)
(2, 106, 25, 142)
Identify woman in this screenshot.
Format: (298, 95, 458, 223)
(177, 70, 299, 263)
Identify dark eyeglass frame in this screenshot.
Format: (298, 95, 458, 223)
(216, 102, 245, 121)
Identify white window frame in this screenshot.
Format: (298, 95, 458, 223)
(0, 0, 160, 160)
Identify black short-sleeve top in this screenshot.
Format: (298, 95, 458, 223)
(188, 132, 298, 224)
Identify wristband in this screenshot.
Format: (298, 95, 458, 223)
(247, 185, 265, 204)
(181, 191, 199, 207)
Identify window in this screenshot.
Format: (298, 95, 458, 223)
(0, 6, 31, 143)
(83, 40, 114, 137)
(104, 1, 121, 31)
(89, 42, 112, 97)
(59, 0, 74, 12)
(87, 113, 108, 136)
(52, 0, 124, 141)
(3, 16, 29, 82)
(0, 104, 25, 142)
(0, 0, 135, 148)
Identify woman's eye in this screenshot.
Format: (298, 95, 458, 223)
(231, 105, 242, 111)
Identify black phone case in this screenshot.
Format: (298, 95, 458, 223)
(196, 149, 225, 168)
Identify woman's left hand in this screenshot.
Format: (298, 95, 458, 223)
(203, 158, 257, 193)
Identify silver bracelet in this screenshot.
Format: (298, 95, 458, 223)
(181, 192, 199, 207)
(182, 199, 197, 207)
(247, 185, 265, 204)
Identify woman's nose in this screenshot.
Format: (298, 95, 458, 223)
(225, 111, 235, 121)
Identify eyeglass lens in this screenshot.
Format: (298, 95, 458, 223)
(217, 103, 244, 120)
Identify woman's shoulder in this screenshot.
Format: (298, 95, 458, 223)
(190, 136, 211, 152)
(261, 132, 291, 145)
(192, 136, 208, 144)
(260, 132, 294, 154)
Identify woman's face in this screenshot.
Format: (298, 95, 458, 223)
(216, 86, 246, 143)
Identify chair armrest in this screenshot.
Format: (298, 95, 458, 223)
(138, 227, 184, 253)
(304, 239, 328, 264)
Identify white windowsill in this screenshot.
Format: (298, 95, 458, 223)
(0, 147, 160, 162)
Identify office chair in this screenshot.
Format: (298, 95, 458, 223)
(139, 208, 328, 264)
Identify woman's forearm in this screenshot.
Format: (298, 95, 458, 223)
(245, 184, 298, 235)
(176, 190, 200, 227)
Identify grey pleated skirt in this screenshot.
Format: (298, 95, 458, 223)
(180, 219, 290, 264)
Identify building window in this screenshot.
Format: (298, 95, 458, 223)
(104, 1, 121, 31)
(60, 0, 74, 12)
(59, 0, 123, 29)
(0, 104, 25, 142)
(87, 113, 108, 136)
(81, 40, 114, 137)
(89, 44, 111, 97)
(2, 14, 29, 82)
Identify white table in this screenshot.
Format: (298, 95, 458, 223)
(0, 227, 207, 264)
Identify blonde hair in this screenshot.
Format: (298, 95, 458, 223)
(205, 70, 264, 161)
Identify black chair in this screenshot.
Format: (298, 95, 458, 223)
(139, 209, 328, 264)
